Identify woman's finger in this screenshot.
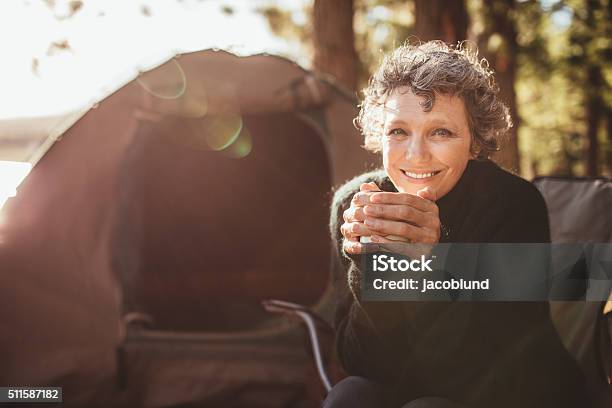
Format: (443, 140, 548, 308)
(416, 186, 437, 202)
(364, 217, 420, 239)
(370, 234, 411, 243)
(364, 217, 438, 243)
(364, 204, 440, 230)
(347, 184, 381, 221)
(360, 182, 381, 192)
(343, 206, 366, 223)
(343, 239, 365, 254)
(340, 221, 372, 239)
(369, 192, 438, 214)
(363, 204, 430, 226)
(370, 234, 392, 243)
(351, 191, 377, 207)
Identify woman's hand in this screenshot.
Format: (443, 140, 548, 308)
(340, 183, 440, 254)
(363, 187, 440, 245)
(340, 182, 380, 254)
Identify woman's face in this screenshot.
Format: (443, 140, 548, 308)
(382, 87, 473, 199)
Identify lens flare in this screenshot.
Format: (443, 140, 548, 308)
(204, 114, 243, 151)
(137, 58, 187, 100)
(222, 126, 252, 159)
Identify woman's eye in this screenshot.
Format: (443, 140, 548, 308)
(388, 128, 406, 136)
(432, 128, 452, 137)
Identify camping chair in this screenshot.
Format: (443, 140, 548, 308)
(265, 176, 612, 406)
(533, 176, 612, 407)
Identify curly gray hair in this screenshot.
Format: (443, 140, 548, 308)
(355, 41, 511, 158)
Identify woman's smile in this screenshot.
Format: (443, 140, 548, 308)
(401, 169, 444, 183)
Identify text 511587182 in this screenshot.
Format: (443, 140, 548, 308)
(0, 387, 62, 403)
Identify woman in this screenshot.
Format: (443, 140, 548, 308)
(324, 42, 588, 408)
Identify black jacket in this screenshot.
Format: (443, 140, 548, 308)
(329, 159, 589, 408)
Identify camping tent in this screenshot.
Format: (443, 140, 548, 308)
(0, 50, 379, 407)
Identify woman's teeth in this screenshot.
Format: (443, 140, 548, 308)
(404, 171, 439, 179)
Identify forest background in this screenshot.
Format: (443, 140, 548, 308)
(260, 0, 611, 178)
(2, 0, 611, 179)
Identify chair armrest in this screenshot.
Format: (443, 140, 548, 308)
(262, 299, 334, 392)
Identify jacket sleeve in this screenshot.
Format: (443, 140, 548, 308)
(329, 175, 430, 387)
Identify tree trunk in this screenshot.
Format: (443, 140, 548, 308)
(583, 2, 603, 177)
(478, 0, 521, 173)
(584, 67, 602, 177)
(313, 0, 359, 91)
(414, 0, 468, 43)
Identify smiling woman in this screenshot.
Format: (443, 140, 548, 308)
(326, 41, 589, 408)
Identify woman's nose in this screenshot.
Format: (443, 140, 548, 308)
(405, 136, 431, 162)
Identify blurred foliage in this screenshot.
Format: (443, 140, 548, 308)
(354, 0, 414, 84)
(259, 0, 611, 177)
(36, 0, 610, 177)
(256, 4, 313, 55)
(256, 0, 414, 85)
(510, 0, 611, 177)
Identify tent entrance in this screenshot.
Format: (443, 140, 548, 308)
(112, 112, 332, 332)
